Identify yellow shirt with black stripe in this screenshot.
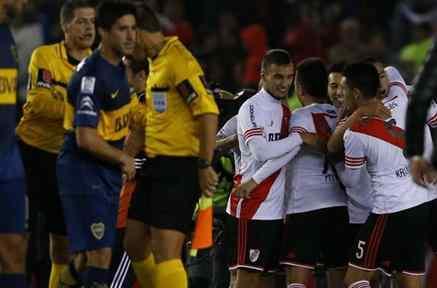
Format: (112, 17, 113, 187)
(145, 37, 219, 157)
(16, 42, 91, 154)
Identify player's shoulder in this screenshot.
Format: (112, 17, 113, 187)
(292, 103, 336, 118)
(165, 37, 195, 62)
(32, 42, 61, 61)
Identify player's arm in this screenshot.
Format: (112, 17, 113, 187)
(341, 129, 367, 188)
(25, 48, 65, 119)
(239, 103, 304, 162)
(327, 100, 390, 155)
(216, 116, 238, 151)
(74, 76, 135, 180)
(174, 57, 219, 196)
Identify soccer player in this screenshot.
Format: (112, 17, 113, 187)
(15, 1, 95, 287)
(0, 1, 28, 287)
(327, 62, 346, 110)
(110, 55, 148, 288)
(123, 3, 219, 288)
(226, 50, 316, 288)
(341, 63, 431, 288)
(56, 1, 137, 287)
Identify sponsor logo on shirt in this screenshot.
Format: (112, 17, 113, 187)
(395, 166, 409, 178)
(80, 76, 96, 94)
(249, 104, 256, 127)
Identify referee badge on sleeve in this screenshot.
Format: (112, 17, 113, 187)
(176, 79, 198, 104)
(152, 88, 168, 113)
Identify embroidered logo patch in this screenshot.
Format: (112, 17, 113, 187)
(90, 222, 105, 240)
(249, 249, 260, 263)
(80, 76, 96, 94)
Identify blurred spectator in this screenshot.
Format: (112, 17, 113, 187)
(11, 3, 44, 103)
(400, 23, 433, 75)
(282, 4, 324, 64)
(163, 0, 193, 46)
(240, 23, 267, 88)
(328, 18, 366, 63)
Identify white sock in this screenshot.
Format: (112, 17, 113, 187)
(287, 283, 306, 288)
(348, 280, 371, 288)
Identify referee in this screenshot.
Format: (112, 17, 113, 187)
(123, 3, 219, 288)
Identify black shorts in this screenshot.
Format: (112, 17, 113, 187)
(349, 202, 430, 275)
(128, 156, 200, 234)
(225, 214, 283, 272)
(19, 140, 66, 235)
(428, 199, 437, 253)
(280, 206, 349, 269)
(348, 223, 363, 253)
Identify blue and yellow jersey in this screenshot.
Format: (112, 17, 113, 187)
(62, 49, 134, 163)
(0, 24, 18, 155)
(16, 42, 91, 154)
(145, 37, 219, 157)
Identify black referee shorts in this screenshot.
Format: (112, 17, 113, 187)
(19, 140, 66, 235)
(128, 156, 201, 234)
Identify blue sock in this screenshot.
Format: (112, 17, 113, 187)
(83, 266, 108, 286)
(0, 273, 26, 288)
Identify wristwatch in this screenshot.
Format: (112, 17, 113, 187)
(197, 158, 211, 169)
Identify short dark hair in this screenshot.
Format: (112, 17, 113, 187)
(132, 1, 161, 32)
(328, 62, 346, 74)
(60, 0, 96, 27)
(343, 63, 380, 99)
(296, 57, 328, 99)
(96, 0, 137, 31)
(261, 49, 292, 72)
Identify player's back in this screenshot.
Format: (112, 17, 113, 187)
(286, 103, 346, 214)
(347, 118, 430, 214)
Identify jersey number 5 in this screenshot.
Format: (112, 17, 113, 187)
(355, 240, 366, 259)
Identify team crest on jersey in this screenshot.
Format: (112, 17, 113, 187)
(90, 222, 105, 240)
(249, 249, 260, 263)
(80, 76, 96, 94)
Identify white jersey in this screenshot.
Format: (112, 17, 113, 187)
(226, 88, 302, 220)
(335, 118, 372, 224)
(285, 103, 347, 214)
(217, 115, 241, 172)
(343, 118, 431, 214)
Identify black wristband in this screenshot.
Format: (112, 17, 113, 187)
(197, 158, 211, 169)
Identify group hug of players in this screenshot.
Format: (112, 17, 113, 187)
(1, 0, 437, 288)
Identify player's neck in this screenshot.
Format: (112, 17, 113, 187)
(64, 40, 89, 62)
(99, 44, 121, 66)
(149, 32, 166, 59)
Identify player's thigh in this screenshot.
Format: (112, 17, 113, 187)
(322, 206, 350, 269)
(227, 216, 283, 273)
(0, 179, 26, 235)
(61, 193, 118, 254)
(280, 211, 322, 270)
(124, 219, 151, 261)
(148, 156, 200, 234)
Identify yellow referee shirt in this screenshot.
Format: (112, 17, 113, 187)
(16, 42, 91, 154)
(145, 37, 219, 157)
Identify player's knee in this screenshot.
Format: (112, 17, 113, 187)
(151, 228, 185, 263)
(50, 234, 70, 264)
(85, 248, 112, 268)
(0, 235, 27, 273)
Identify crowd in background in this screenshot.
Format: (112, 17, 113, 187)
(9, 0, 437, 102)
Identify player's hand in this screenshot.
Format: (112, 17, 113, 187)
(233, 178, 258, 199)
(300, 132, 327, 152)
(410, 156, 437, 187)
(358, 100, 391, 120)
(120, 154, 136, 183)
(199, 166, 218, 197)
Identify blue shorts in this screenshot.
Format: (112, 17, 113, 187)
(57, 151, 121, 253)
(0, 143, 26, 233)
